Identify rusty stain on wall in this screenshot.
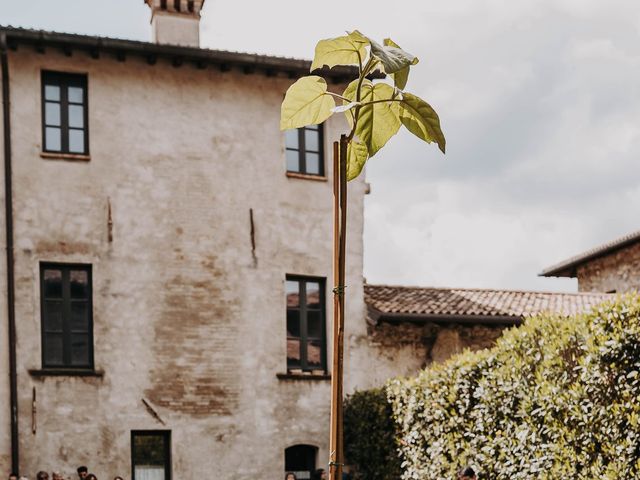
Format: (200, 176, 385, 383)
(107, 198, 113, 243)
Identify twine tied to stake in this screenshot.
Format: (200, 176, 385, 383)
(332, 285, 347, 295)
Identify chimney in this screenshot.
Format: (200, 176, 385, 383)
(145, 0, 205, 48)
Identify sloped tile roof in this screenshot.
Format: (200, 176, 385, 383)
(365, 284, 612, 323)
(540, 229, 640, 278)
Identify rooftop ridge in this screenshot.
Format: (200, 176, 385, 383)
(0, 25, 311, 63)
(540, 228, 640, 278)
(365, 284, 614, 323)
(365, 283, 612, 297)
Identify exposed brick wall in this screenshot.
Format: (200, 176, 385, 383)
(576, 242, 640, 293)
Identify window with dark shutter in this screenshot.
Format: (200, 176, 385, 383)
(42, 71, 89, 155)
(285, 124, 324, 176)
(286, 276, 326, 372)
(40, 263, 93, 369)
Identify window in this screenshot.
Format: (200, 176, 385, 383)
(131, 431, 171, 480)
(286, 276, 326, 372)
(285, 124, 324, 176)
(42, 71, 89, 155)
(285, 444, 317, 480)
(40, 263, 93, 369)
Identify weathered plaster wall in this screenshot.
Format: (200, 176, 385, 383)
(576, 242, 640, 293)
(5, 47, 366, 479)
(347, 321, 506, 391)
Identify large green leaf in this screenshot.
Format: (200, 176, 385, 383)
(369, 37, 417, 74)
(280, 76, 335, 130)
(399, 92, 446, 153)
(343, 78, 360, 101)
(391, 67, 410, 91)
(353, 80, 401, 157)
(311, 30, 369, 72)
(383, 38, 418, 90)
(346, 141, 369, 181)
(342, 79, 360, 127)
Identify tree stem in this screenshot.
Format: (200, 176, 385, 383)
(360, 98, 403, 106)
(325, 91, 352, 102)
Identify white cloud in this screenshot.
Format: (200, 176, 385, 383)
(4, 0, 640, 293)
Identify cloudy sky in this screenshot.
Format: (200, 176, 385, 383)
(4, 0, 640, 292)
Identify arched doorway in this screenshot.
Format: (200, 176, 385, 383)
(285, 444, 318, 480)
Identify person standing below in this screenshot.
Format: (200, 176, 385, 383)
(77, 467, 88, 480)
(457, 466, 477, 480)
(8, 473, 18, 480)
(35, 473, 48, 480)
(51, 473, 63, 480)
(312, 469, 327, 480)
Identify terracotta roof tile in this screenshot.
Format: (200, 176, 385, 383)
(365, 284, 612, 322)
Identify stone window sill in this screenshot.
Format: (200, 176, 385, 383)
(276, 372, 331, 381)
(286, 172, 328, 182)
(41, 152, 91, 162)
(29, 368, 104, 378)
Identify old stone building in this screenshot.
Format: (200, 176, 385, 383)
(0, 2, 618, 479)
(541, 229, 640, 293)
(0, 2, 370, 478)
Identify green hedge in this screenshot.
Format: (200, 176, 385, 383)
(344, 388, 402, 480)
(387, 296, 640, 479)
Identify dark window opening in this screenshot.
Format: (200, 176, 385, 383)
(41, 71, 89, 155)
(40, 263, 93, 369)
(285, 444, 317, 480)
(132, 431, 171, 480)
(286, 276, 326, 372)
(285, 124, 324, 176)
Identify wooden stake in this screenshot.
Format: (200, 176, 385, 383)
(329, 135, 348, 480)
